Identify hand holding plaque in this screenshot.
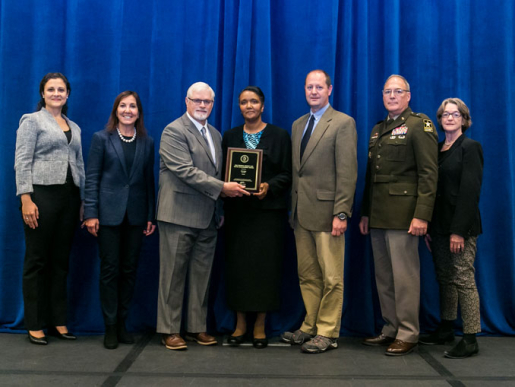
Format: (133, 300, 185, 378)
(225, 147, 263, 193)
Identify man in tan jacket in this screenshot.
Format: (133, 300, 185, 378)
(281, 70, 357, 354)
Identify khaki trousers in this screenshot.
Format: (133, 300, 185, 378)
(370, 229, 420, 343)
(294, 222, 345, 338)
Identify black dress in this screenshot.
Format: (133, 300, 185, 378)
(222, 124, 292, 312)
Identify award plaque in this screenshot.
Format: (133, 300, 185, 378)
(225, 147, 263, 192)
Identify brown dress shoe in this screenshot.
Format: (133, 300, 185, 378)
(161, 334, 187, 350)
(385, 339, 417, 356)
(362, 333, 395, 347)
(185, 332, 217, 346)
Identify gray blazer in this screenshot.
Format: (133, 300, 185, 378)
(157, 113, 224, 229)
(291, 105, 358, 232)
(14, 108, 85, 199)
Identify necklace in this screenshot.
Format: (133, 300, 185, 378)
(117, 127, 136, 143)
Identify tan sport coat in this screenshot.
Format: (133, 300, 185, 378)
(291, 106, 358, 232)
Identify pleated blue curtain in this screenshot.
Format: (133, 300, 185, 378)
(1, 0, 514, 336)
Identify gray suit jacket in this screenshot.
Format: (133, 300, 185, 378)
(291, 105, 358, 232)
(157, 113, 224, 229)
(14, 108, 85, 199)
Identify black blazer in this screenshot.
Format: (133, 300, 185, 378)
(222, 124, 292, 210)
(84, 129, 155, 226)
(431, 134, 483, 237)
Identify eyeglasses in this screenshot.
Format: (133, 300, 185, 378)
(188, 97, 214, 105)
(442, 112, 462, 119)
(382, 89, 409, 96)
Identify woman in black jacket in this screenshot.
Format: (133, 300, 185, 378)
(222, 86, 292, 349)
(421, 98, 483, 359)
(83, 91, 155, 349)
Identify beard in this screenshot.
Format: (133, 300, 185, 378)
(192, 110, 209, 122)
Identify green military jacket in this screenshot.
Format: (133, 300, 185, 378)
(361, 107, 438, 230)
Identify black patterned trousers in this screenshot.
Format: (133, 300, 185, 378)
(431, 234, 481, 334)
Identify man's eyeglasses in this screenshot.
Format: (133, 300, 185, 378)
(188, 97, 214, 105)
(382, 89, 409, 96)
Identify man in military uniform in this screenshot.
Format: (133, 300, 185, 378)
(359, 74, 438, 356)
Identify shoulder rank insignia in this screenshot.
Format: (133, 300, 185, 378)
(423, 119, 434, 132)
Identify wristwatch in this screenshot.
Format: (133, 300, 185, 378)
(336, 212, 347, 221)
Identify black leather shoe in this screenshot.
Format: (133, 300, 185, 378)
(48, 327, 77, 340)
(117, 323, 134, 344)
(104, 325, 118, 349)
(419, 328, 454, 345)
(28, 332, 48, 345)
(444, 338, 479, 359)
(227, 334, 246, 345)
(253, 337, 268, 349)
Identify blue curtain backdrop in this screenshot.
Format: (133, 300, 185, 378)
(1, 0, 514, 336)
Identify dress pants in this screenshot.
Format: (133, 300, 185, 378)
(431, 234, 481, 334)
(156, 220, 217, 334)
(97, 217, 144, 326)
(370, 229, 420, 343)
(293, 221, 345, 338)
(22, 181, 80, 330)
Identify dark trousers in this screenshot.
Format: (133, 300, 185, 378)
(22, 181, 80, 331)
(98, 217, 144, 326)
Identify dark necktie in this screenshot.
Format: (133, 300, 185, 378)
(300, 115, 315, 160)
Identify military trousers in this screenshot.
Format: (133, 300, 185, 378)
(370, 229, 420, 343)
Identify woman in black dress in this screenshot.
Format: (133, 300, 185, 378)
(222, 86, 292, 348)
(421, 98, 483, 358)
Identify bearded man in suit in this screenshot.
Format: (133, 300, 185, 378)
(156, 82, 248, 350)
(281, 70, 357, 354)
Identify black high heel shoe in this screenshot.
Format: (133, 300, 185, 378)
(47, 327, 77, 340)
(253, 337, 268, 349)
(227, 334, 246, 345)
(28, 332, 48, 345)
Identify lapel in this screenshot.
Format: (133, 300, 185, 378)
(183, 113, 216, 165)
(300, 107, 333, 170)
(380, 107, 412, 137)
(109, 131, 129, 177)
(206, 124, 220, 172)
(42, 108, 72, 147)
(129, 136, 144, 179)
(439, 134, 465, 166)
(293, 115, 309, 169)
(237, 124, 269, 149)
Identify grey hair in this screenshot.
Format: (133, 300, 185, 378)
(385, 74, 410, 91)
(187, 82, 215, 100)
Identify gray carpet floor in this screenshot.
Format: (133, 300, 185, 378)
(0, 334, 513, 386)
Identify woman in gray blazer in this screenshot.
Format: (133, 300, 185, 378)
(15, 72, 85, 345)
(83, 91, 155, 349)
